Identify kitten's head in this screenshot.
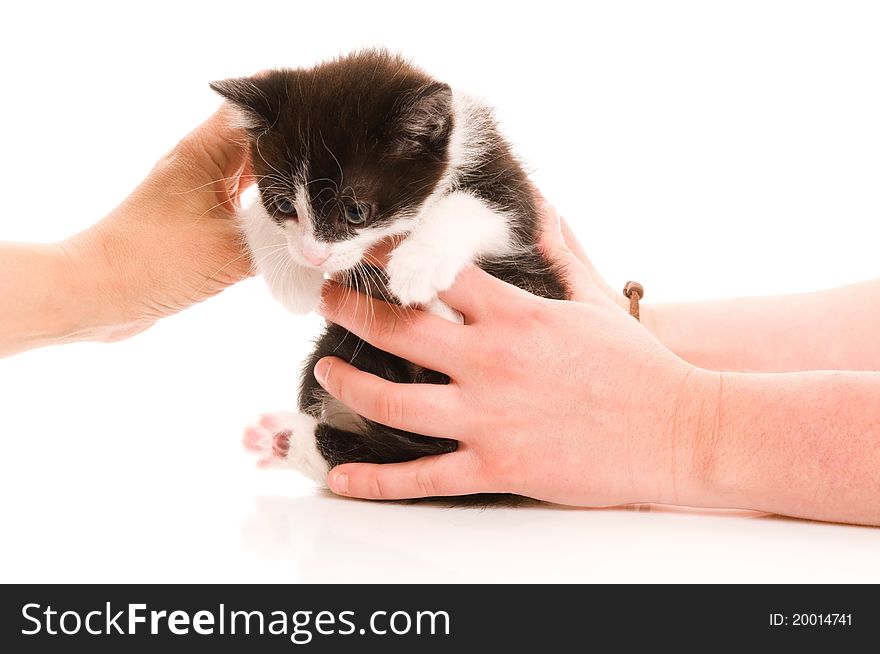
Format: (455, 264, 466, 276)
(211, 50, 453, 273)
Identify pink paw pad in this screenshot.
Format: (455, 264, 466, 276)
(242, 413, 294, 468)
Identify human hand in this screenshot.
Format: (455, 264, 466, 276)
(312, 206, 718, 505)
(535, 199, 658, 336)
(60, 107, 254, 342)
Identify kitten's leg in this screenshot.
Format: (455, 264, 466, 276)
(238, 201, 324, 314)
(314, 421, 458, 468)
(242, 411, 329, 484)
(243, 411, 457, 482)
(386, 191, 512, 307)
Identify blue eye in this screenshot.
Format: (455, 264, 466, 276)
(344, 203, 371, 225)
(273, 197, 297, 218)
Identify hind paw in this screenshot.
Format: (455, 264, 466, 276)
(241, 411, 330, 483)
(243, 412, 295, 468)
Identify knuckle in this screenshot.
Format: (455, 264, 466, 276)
(371, 312, 400, 343)
(374, 388, 405, 426)
(481, 340, 531, 381)
(520, 301, 549, 331)
(369, 474, 387, 500)
(482, 452, 516, 489)
(414, 470, 437, 498)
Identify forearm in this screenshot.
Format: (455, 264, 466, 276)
(0, 242, 78, 357)
(0, 240, 129, 358)
(680, 369, 880, 525)
(646, 279, 880, 372)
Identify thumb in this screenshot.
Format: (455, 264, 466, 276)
(328, 451, 483, 500)
(536, 201, 599, 303)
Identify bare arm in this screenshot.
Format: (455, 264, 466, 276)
(649, 281, 880, 372)
(689, 369, 880, 525)
(308, 208, 880, 526)
(557, 213, 880, 372)
(313, 268, 880, 526)
(0, 109, 253, 359)
(0, 242, 107, 358)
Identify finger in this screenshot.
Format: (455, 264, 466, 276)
(559, 217, 591, 270)
(535, 202, 598, 303)
(227, 154, 254, 211)
(319, 281, 464, 371)
(436, 265, 525, 318)
(327, 451, 483, 500)
(536, 198, 568, 253)
(314, 357, 464, 438)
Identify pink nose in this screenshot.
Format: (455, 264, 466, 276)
(304, 251, 330, 267)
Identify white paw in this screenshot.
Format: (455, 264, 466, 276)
(386, 240, 463, 306)
(267, 266, 324, 315)
(425, 298, 464, 324)
(242, 411, 329, 485)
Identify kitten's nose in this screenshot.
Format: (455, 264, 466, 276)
(304, 251, 330, 267)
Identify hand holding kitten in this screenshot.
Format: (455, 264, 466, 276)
(314, 202, 712, 507)
(314, 203, 880, 526)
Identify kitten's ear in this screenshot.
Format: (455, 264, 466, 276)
(393, 82, 453, 155)
(209, 74, 282, 129)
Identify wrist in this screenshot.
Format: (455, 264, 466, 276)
(638, 302, 658, 339)
(654, 364, 724, 507)
(58, 221, 151, 343)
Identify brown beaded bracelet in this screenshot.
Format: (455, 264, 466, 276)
(623, 281, 644, 322)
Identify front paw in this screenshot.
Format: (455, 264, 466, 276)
(386, 241, 462, 306)
(267, 266, 324, 315)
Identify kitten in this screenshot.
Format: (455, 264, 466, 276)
(212, 50, 567, 493)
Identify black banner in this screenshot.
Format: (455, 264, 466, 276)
(1, 584, 876, 651)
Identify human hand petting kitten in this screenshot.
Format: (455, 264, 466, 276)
(0, 108, 253, 356)
(62, 108, 256, 339)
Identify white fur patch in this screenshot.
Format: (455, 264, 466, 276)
(448, 90, 494, 178)
(237, 198, 324, 314)
(426, 298, 464, 324)
(386, 190, 513, 305)
(272, 411, 331, 485)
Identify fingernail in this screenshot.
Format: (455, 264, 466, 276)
(314, 359, 331, 384)
(331, 472, 349, 494)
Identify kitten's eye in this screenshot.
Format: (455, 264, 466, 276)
(344, 203, 371, 225)
(273, 197, 297, 218)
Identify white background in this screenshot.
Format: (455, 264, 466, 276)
(1, 1, 879, 583)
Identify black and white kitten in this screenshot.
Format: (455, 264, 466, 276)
(212, 51, 567, 490)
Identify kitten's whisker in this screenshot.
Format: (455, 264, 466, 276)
(171, 173, 273, 196)
(264, 247, 293, 295)
(319, 131, 345, 190)
(194, 248, 261, 296)
(193, 197, 242, 221)
(254, 134, 290, 182)
(306, 177, 340, 195)
(350, 264, 369, 362)
(332, 268, 358, 355)
(359, 253, 407, 322)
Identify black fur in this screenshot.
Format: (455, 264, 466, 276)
(213, 51, 566, 495)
